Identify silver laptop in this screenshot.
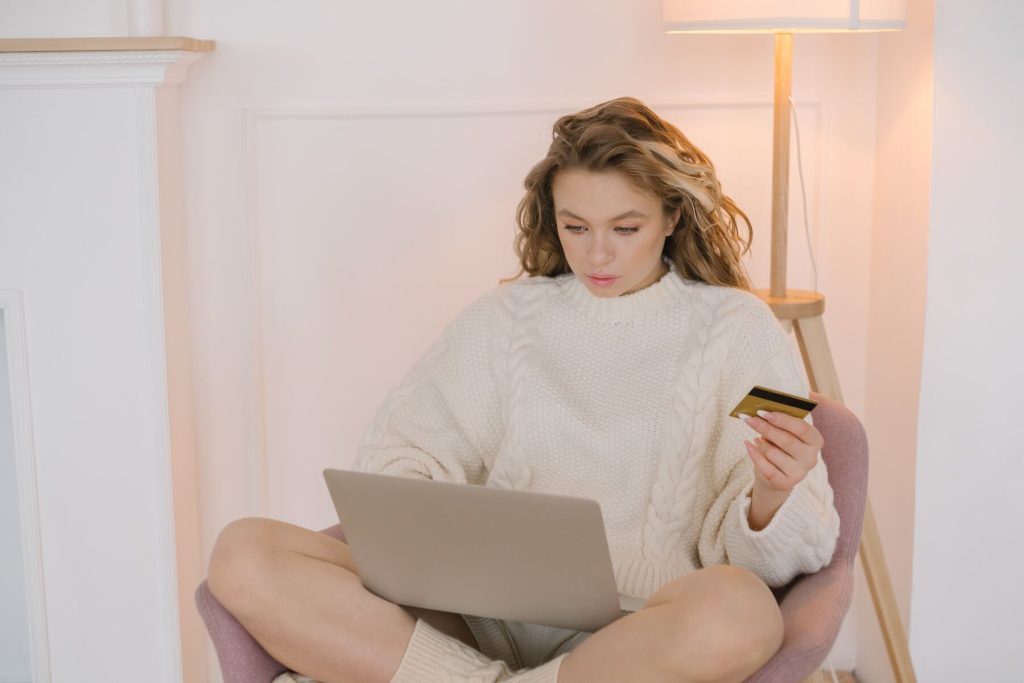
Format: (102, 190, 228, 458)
(323, 468, 645, 633)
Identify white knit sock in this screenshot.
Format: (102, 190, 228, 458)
(271, 673, 319, 683)
(389, 618, 567, 683)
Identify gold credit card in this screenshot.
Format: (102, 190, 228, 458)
(729, 385, 818, 420)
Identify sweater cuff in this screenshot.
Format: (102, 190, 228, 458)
(735, 476, 818, 546)
(726, 462, 838, 586)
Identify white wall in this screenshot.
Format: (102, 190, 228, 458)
(0, 312, 32, 682)
(0, 0, 163, 36)
(859, 0, 935, 680)
(909, 1, 1024, 679)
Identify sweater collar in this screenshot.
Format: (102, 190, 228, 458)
(556, 256, 692, 323)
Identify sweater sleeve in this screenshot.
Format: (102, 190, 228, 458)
(350, 289, 504, 485)
(697, 299, 841, 588)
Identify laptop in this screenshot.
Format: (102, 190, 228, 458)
(323, 468, 646, 633)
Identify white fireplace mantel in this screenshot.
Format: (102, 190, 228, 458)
(0, 51, 201, 88)
(0, 37, 213, 683)
(0, 38, 213, 89)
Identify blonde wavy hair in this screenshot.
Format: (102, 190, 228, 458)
(500, 96, 753, 290)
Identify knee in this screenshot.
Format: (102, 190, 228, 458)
(207, 516, 280, 617)
(661, 565, 784, 682)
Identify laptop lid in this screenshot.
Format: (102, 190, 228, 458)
(323, 468, 634, 632)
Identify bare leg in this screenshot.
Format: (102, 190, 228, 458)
(207, 517, 478, 683)
(557, 565, 784, 683)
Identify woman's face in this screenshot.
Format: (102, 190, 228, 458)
(552, 168, 680, 297)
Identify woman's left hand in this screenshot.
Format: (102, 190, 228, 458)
(741, 411, 824, 494)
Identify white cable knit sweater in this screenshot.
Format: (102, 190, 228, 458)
(353, 258, 840, 599)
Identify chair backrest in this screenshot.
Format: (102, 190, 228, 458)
(747, 392, 870, 682)
(809, 391, 869, 567)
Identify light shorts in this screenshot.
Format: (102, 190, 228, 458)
(461, 614, 595, 671)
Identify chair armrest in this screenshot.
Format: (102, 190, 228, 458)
(195, 580, 288, 683)
(195, 523, 347, 683)
(744, 559, 855, 683)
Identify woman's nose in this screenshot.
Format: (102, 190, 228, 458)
(588, 239, 613, 266)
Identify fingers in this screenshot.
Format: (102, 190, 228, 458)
(755, 437, 803, 481)
(752, 418, 801, 453)
(740, 410, 822, 491)
(745, 439, 789, 482)
(741, 412, 822, 463)
(757, 410, 823, 448)
(745, 440, 798, 483)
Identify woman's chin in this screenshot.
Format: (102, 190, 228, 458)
(587, 285, 622, 298)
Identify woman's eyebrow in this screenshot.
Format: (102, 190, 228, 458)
(557, 209, 649, 221)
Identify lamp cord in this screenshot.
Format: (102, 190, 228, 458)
(788, 94, 819, 294)
(815, 648, 841, 682)
(828, 652, 841, 682)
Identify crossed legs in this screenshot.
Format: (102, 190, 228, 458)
(207, 516, 472, 682)
(557, 564, 784, 682)
(207, 517, 783, 683)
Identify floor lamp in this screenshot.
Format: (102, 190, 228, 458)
(663, 2, 917, 682)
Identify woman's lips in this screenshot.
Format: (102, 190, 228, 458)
(587, 275, 619, 287)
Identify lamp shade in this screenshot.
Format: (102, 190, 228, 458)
(663, 0, 906, 33)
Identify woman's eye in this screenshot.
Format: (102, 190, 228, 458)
(563, 225, 639, 234)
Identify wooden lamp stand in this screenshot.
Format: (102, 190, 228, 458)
(755, 33, 918, 683)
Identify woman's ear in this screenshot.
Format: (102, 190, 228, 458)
(665, 207, 681, 235)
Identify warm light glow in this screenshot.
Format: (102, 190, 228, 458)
(663, 0, 907, 34)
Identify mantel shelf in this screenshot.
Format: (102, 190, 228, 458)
(0, 37, 215, 53)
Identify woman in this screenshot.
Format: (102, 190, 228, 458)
(207, 96, 840, 683)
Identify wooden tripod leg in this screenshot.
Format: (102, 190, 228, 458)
(792, 315, 843, 402)
(792, 315, 917, 683)
(859, 501, 918, 683)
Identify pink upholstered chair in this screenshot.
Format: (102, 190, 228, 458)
(195, 392, 868, 682)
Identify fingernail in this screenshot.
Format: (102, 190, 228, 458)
(756, 410, 773, 420)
